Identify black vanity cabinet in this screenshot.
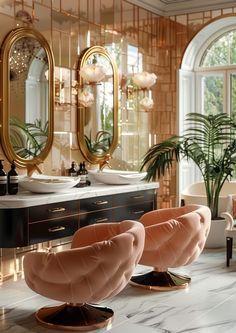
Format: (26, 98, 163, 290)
(113, 190, 155, 221)
(0, 200, 80, 247)
(79, 195, 113, 227)
(28, 200, 80, 245)
(0, 207, 28, 247)
(0, 185, 158, 248)
(79, 189, 155, 228)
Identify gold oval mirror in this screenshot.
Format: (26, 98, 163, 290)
(77, 46, 118, 166)
(0, 27, 54, 169)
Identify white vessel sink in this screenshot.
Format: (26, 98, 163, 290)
(19, 175, 80, 193)
(89, 169, 147, 185)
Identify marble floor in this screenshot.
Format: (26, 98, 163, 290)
(1, 248, 236, 333)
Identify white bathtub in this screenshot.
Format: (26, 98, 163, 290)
(181, 181, 236, 215)
(181, 181, 236, 248)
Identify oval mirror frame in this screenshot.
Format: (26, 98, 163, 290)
(0, 27, 54, 169)
(77, 46, 118, 165)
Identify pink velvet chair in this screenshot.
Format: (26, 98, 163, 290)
(130, 204, 211, 291)
(23, 220, 145, 331)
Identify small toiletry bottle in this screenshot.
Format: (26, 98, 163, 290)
(69, 161, 77, 177)
(7, 160, 18, 195)
(0, 160, 7, 196)
(82, 161, 91, 186)
(77, 162, 86, 187)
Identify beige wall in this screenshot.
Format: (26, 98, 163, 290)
(0, 1, 235, 208)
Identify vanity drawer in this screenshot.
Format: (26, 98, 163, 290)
(80, 195, 112, 213)
(29, 215, 79, 244)
(113, 190, 155, 207)
(79, 210, 113, 228)
(113, 201, 154, 221)
(29, 200, 79, 222)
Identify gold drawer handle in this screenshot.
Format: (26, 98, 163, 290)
(131, 195, 144, 199)
(48, 207, 66, 213)
(95, 218, 109, 223)
(133, 210, 145, 215)
(48, 226, 66, 232)
(93, 200, 109, 206)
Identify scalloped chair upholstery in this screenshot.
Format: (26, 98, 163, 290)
(23, 220, 145, 331)
(130, 204, 211, 291)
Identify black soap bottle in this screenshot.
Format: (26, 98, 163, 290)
(69, 161, 77, 177)
(0, 160, 7, 196)
(82, 161, 90, 186)
(7, 160, 18, 195)
(77, 162, 86, 187)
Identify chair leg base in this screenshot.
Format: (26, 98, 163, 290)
(35, 303, 114, 331)
(129, 270, 191, 291)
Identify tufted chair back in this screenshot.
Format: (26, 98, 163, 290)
(130, 205, 211, 291)
(23, 220, 145, 330)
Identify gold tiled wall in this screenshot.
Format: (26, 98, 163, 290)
(0, 1, 235, 208)
(152, 9, 236, 208)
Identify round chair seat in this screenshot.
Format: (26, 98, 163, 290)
(23, 220, 145, 331)
(130, 204, 211, 291)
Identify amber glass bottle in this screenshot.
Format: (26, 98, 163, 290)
(0, 160, 7, 196)
(68, 161, 77, 177)
(7, 160, 18, 195)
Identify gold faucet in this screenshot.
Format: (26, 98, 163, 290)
(27, 162, 43, 177)
(99, 154, 111, 171)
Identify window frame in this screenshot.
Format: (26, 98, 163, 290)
(178, 16, 236, 200)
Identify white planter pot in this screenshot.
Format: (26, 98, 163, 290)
(205, 218, 226, 249)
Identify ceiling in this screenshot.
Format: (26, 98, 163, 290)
(129, 0, 236, 16)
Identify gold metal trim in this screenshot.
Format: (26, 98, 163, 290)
(77, 45, 118, 165)
(129, 270, 191, 291)
(35, 302, 114, 331)
(0, 27, 54, 169)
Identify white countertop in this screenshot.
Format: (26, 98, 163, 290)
(0, 181, 159, 209)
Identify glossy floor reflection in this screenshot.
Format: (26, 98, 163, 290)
(1, 249, 236, 333)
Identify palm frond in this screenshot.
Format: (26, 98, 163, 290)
(141, 136, 182, 181)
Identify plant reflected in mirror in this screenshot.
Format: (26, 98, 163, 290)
(84, 131, 112, 155)
(10, 117, 48, 159)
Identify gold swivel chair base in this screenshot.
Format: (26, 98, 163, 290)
(35, 303, 114, 331)
(129, 270, 191, 291)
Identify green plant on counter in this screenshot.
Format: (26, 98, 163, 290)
(140, 112, 236, 219)
(84, 130, 112, 154)
(10, 117, 48, 159)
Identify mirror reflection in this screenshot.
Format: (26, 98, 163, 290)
(81, 54, 114, 156)
(78, 46, 118, 165)
(0, 27, 54, 169)
(9, 36, 49, 159)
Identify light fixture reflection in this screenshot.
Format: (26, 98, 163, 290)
(133, 71, 157, 89)
(79, 64, 106, 83)
(78, 90, 94, 107)
(139, 96, 154, 111)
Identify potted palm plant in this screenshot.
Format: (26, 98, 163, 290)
(141, 112, 236, 224)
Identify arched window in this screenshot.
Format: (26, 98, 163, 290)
(196, 29, 236, 120)
(179, 16, 236, 196)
